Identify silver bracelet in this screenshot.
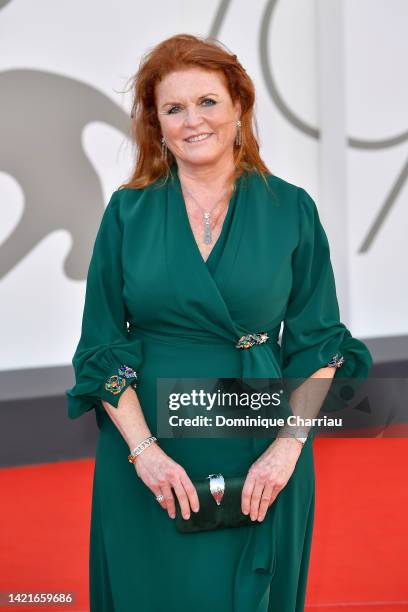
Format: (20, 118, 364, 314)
(128, 436, 158, 464)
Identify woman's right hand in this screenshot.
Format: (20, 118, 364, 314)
(133, 444, 200, 520)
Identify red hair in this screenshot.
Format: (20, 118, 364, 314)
(119, 34, 271, 189)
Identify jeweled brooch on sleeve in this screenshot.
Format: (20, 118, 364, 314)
(105, 374, 126, 395)
(327, 353, 345, 368)
(105, 365, 138, 394)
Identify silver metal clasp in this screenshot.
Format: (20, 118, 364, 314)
(207, 473, 225, 506)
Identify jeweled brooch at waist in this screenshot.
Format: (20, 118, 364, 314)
(235, 332, 269, 350)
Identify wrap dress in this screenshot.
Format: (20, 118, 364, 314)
(66, 165, 373, 612)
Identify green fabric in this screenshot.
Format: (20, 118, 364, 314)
(66, 165, 372, 612)
(205, 177, 237, 276)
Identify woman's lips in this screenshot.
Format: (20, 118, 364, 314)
(184, 133, 213, 143)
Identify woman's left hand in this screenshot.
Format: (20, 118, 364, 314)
(241, 437, 303, 522)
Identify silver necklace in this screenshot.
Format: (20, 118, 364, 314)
(181, 184, 233, 245)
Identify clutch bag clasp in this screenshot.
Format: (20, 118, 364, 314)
(207, 473, 225, 506)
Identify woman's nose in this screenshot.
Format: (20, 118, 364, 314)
(183, 105, 204, 127)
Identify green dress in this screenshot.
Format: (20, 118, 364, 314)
(66, 165, 372, 612)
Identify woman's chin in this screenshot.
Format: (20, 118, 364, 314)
(180, 150, 225, 168)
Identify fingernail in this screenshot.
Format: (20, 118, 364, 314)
(243, 510, 248, 515)
(170, 513, 175, 519)
(193, 506, 199, 512)
(184, 513, 190, 520)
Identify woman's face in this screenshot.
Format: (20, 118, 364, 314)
(155, 67, 241, 170)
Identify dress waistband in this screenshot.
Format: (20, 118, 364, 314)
(128, 324, 281, 352)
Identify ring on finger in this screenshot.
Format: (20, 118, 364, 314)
(155, 494, 164, 502)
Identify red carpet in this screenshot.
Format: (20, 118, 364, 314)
(310, 438, 408, 611)
(0, 439, 407, 611)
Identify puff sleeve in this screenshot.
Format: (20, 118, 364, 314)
(65, 190, 143, 419)
(280, 187, 372, 383)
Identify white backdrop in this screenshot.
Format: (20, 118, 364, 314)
(0, 0, 406, 371)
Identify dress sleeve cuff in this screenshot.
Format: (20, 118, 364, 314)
(281, 328, 372, 381)
(66, 338, 144, 419)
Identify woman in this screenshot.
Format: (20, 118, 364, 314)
(66, 34, 372, 612)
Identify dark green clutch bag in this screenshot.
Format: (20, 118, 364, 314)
(174, 473, 261, 533)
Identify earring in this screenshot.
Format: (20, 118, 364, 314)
(235, 120, 242, 147)
(161, 136, 167, 160)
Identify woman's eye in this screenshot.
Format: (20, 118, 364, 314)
(166, 99, 216, 114)
(201, 98, 216, 107)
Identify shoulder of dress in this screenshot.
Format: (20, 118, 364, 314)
(264, 174, 319, 215)
(247, 171, 300, 211)
(114, 186, 145, 204)
(109, 185, 151, 219)
(265, 172, 299, 191)
(266, 173, 302, 197)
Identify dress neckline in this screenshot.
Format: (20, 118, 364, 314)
(170, 164, 240, 267)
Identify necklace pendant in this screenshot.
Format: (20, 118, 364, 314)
(203, 212, 212, 244)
